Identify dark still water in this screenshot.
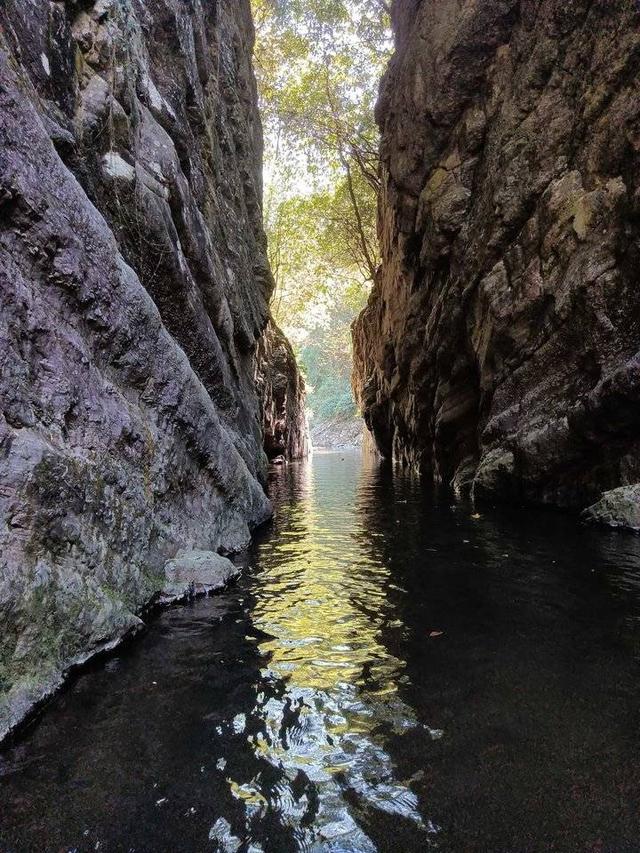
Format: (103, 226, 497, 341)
(3, 452, 640, 852)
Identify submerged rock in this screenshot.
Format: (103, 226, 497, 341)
(0, 0, 304, 741)
(583, 486, 640, 533)
(352, 0, 640, 511)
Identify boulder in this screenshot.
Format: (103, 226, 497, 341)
(161, 551, 241, 603)
(582, 486, 640, 533)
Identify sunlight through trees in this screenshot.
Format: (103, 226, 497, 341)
(252, 0, 391, 428)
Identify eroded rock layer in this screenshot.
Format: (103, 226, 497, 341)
(0, 0, 302, 738)
(257, 320, 309, 461)
(353, 0, 640, 511)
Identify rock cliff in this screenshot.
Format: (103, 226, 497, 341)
(257, 320, 309, 461)
(353, 0, 640, 513)
(0, 0, 303, 739)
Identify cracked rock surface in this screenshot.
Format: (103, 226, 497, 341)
(353, 0, 640, 513)
(257, 320, 309, 462)
(0, 0, 302, 740)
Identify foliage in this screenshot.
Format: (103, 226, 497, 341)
(299, 302, 362, 422)
(252, 0, 391, 424)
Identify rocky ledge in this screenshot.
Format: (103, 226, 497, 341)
(160, 550, 241, 604)
(0, 0, 304, 741)
(353, 0, 640, 523)
(583, 486, 640, 533)
(310, 415, 364, 451)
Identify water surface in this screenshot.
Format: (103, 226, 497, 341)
(3, 451, 640, 852)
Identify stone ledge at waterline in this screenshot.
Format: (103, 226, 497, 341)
(583, 485, 640, 533)
(0, 550, 244, 743)
(160, 550, 241, 604)
(0, 0, 305, 744)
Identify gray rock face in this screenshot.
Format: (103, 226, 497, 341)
(161, 550, 241, 603)
(257, 320, 309, 461)
(0, 0, 302, 740)
(353, 0, 640, 511)
(583, 485, 640, 533)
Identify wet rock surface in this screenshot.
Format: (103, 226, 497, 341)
(0, 0, 303, 740)
(161, 550, 241, 604)
(583, 485, 640, 533)
(353, 0, 640, 512)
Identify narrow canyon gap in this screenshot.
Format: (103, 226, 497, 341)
(353, 0, 640, 516)
(0, 0, 306, 740)
(3, 1, 640, 851)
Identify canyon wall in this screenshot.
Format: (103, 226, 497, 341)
(0, 0, 303, 739)
(257, 320, 309, 461)
(354, 0, 640, 512)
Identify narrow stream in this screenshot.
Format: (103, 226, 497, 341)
(3, 452, 640, 852)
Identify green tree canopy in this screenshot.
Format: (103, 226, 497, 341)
(252, 0, 391, 424)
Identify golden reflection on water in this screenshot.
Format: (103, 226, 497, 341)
(216, 453, 428, 851)
(250, 454, 406, 705)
